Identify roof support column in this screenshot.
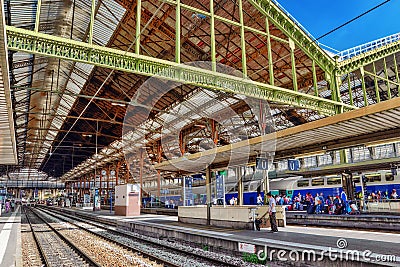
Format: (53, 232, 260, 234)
(211, 119, 218, 145)
(116, 161, 120, 186)
(175, 0, 181, 63)
(383, 58, 391, 99)
(206, 166, 211, 225)
(80, 178, 83, 199)
(106, 166, 110, 205)
(135, 0, 142, 54)
(99, 170, 102, 204)
(238, 167, 243, 206)
(360, 66, 369, 106)
(238, 0, 247, 77)
(157, 145, 162, 199)
(346, 74, 354, 106)
(88, 0, 96, 45)
(210, 0, 216, 71)
(265, 18, 274, 86)
(372, 62, 380, 102)
(339, 150, 348, 164)
(393, 54, 400, 93)
(34, 0, 42, 32)
(139, 148, 144, 207)
(312, 60, 318, 97)
(289, 39, 298, 92)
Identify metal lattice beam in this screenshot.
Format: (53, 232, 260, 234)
(6, 26, 355, 115)
(337, 39, 400, 75)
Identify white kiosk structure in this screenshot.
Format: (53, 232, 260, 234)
(114, 184, 141, 216)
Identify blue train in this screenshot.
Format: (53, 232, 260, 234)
(142, 170, 400, 206)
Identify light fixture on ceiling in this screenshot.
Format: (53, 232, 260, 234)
(195, 124, 206, 128)
(82, 134, 92, 137)
(111, 102, 126, 107)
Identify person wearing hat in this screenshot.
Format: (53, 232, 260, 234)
(267, 192, 278, 232)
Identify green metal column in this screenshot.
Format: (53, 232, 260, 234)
(394, 54, 400, 93)
(238, 0, 247, 77)
(210, 0, 216, 72)
(238, 167, 243, 206)
(346, 74, 354, 106)
(289, 39, 298, 91)
(265, 18, 274, 86)
(383, 58, 391, 99)
(34, 0, 42, 32)
(372, 62, 380, 102)
(175, 0, 181, 63)
(88, 0, 96, 45)
(206, 167, 212, 225)
(332, 59, 342, 105)
(339, 150, 348, 164)
(360, 66, 368, 106)
(135, 0, 142, 54)
(312, 60, 318, 97)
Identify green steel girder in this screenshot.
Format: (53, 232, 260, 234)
(338, 39, 400, 75)
(248, 0, 336, 74)
(6, 26, 356, 115)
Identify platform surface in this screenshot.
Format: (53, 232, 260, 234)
(54, 206, 400, 265)
(0, 206, 21, 267)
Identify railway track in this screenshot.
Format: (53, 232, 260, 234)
(23, 206, 95, 267)
(37, 206, 254, 267)
(24, 206, 164, 267)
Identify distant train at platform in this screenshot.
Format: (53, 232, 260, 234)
(144, 170, 400, 206)
(269, 170, 400, 200)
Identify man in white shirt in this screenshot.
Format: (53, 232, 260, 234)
(257, 194, 263, 206)
(267, 192, 278, 232)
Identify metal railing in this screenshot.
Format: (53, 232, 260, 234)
(336, 32, 400, 61)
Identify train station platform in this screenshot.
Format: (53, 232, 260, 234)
(0, 206, 22, 267)
(46, 206, 400, 266)
(141, 207, 400, 231)
(286, 211, 400, 231)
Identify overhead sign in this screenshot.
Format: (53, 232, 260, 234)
(238, 242, 256, 253)
(288, 159, 300, 171)
(256, 157, 268, 170)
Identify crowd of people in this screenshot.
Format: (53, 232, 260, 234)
(270, 188, 399, 215)
(0, 199, 16, 214)
(366, 189, 398, 201)
(290, 192, 360, 215)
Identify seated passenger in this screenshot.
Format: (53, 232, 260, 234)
(349, 202, 360, 215)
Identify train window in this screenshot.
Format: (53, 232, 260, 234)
(311, 178, 325, 186)
(327, 177, 341, 185)
(297, 180, 309, 187)
(365, 174, 381, 182)
(385, 173, 394, 181)
(353, 176, 360, 183)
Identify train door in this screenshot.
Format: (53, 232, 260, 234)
(341, 172, 355, 200)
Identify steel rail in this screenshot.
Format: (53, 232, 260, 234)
(25, 206, 101, 267)
(39, 206, 238, 267)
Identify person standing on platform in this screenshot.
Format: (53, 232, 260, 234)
(267, 192, 278, 233)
